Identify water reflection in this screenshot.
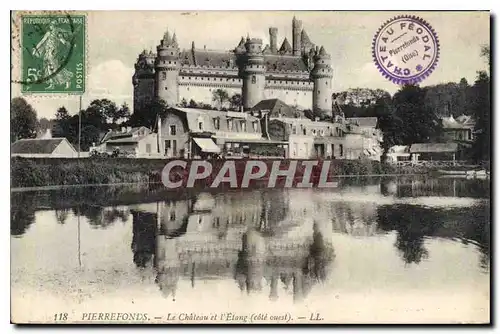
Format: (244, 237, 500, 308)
(11, 176, 491, 302)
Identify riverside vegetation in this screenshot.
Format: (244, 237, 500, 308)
(10, 157, 427, 189)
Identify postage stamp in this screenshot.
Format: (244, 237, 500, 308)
(372, 15, 440, 85)
(19, 14, 86, 94)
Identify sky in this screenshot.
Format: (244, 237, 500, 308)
(11, 10, 490, 119)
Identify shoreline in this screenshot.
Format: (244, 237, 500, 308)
(10, 173, 433, 193)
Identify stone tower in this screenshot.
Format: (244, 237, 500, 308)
(241, 37, 266, 110)
(155, 30, 180, 106)
(132, 50, 155, 113)
(292, 16, 302, 56)
(311, 46, 333, 114)
(269, 27, 278, 53)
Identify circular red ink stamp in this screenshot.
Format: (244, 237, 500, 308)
(372, 15, 440, 85)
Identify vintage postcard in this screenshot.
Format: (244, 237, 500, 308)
(10, 10, 490, 324)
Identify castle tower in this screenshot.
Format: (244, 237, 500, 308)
(269, 27, 278, 53)
(241, 37, 266, 110)
(292, 16, 302, 56)
(132, 49, 156, 113)
(155, 30, 180, 106)
(311, 46, 333, 114)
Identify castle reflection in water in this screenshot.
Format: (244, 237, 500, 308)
(130, 189, 346, 301)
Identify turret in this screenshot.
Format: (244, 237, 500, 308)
(292, 16, 302, 56)
(155, 29, 180, 107)
(241, 37, 266, 110)
(311, 46, 333, 114)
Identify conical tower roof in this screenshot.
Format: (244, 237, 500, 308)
(319, 46, 327, 56)
(163, 30, 172, 44)
(301, 29, 312, 46)
(279, 37, 292, 54)
(172, 32, 178, 47)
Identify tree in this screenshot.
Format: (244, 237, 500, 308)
(188, 99, 198, 108)
(471, 72, 490, 162)
(128, 98, 169, 129)
(11, 97, 38, 142)
(212, 89, 229, 110)
(55, 106, 70, 121)
(392, 84, 443, 145)
(229, 93, 242, 111)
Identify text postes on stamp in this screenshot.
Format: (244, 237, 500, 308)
(372, 15, 440, 85)
(21, 14, 86, 94)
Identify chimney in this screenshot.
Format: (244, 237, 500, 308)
(269, 27, 278, 53)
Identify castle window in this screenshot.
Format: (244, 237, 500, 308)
(168, 61, 171, 64)
(214, 118, 220, 130)
(171, 52, 174, 55)
(303, 128, 307, 135)
(165, 87, 168, 90)
(312, 129, 317, 136)
(252, 75, 256, 84)
(220, 78, 222, 81)
(161, 72, 166, 80)
(253, 122, 258, 132)
(187, 87, 190, 91)
(318, 90, 320, 94)
(326, 81, 328, 85)
(198, 121, 204, 130)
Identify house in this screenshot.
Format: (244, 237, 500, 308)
(409, 143, 459, 162)
(95, 126, 160, 158)
(158, 107, 286, 158)
(386, 145, 411, 163)
(11, 138, 78, 158)
(441, 115, 475, 143)
(267, 116, 383, 160)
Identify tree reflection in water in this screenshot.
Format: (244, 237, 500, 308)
(11, 192, 36, 237)
(377, 204, 490, 267)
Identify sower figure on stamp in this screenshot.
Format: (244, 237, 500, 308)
(31, 20, 74, 90)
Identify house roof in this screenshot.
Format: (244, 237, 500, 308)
(101, 126, 151, 143)
(251, 98, 300, 117)
(169, 107, 262, 136)
(410, 143, 458, 153)
(346, 117, 378, 128)
(442, 115, 475, 129)
(11, 138, 75, 154)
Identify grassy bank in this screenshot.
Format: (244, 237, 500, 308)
(11, 157, 426, 189)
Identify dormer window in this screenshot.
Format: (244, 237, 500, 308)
(241, 121, 247, 132)
(227, 119, 233, 131)
(214, 118, 220, 130)
(253, 122, 258, 132)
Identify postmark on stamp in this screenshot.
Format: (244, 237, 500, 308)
(372, 15, 440, 85)
(19, 14, 86, 94)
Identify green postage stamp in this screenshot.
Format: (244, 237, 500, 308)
(20, 14, 86, 94)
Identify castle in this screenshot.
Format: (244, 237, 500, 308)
(132, 16, 333, 114)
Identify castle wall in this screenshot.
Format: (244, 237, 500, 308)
(133, 77, 155, 112)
